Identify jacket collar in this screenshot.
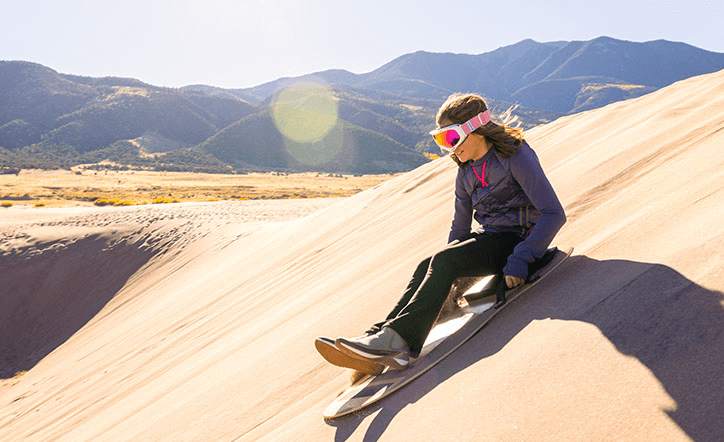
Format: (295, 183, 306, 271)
(470, 147, 496, 166)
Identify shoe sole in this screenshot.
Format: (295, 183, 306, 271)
(335, 338, 410, 371)
(315, 337, 385, 376)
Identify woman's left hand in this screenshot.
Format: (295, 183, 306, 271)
(505, 275, 525, 289)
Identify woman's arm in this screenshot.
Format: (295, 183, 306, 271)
(504, 143, 566, 279)
(448, 167, 474, 244)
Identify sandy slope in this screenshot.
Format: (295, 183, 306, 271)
(1, 69, 723, 441)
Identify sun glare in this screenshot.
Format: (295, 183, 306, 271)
(270, 80, 342, 166)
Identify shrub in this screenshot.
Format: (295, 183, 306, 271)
(1, 201, 13, 208)
(93, 198, 115, 206)
(151, 197, 180, 204)
(94, 198, 151, 206)
(34, 202, 46, 208)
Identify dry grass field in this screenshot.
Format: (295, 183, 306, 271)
(0, 169, 400, 207)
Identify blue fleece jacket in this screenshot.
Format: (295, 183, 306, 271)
(448, 141, 566, 279)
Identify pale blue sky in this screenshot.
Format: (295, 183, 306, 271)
(1, 0, 722, 89)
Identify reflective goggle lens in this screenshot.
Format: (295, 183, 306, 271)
(433, 129, 461, 150)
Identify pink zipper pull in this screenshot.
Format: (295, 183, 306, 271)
(473, 161, 488, 187)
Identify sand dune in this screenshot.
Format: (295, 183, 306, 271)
(1, 69, 723, 441)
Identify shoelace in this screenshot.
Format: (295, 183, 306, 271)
(473, 161, 489, 187)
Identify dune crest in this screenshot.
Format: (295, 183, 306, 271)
(1, 70, 723, 441)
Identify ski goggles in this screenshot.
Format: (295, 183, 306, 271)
(429, 110, 491, 152)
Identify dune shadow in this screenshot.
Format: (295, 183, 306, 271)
(327, 256, 724, 441)
(0, 234, 155, 379)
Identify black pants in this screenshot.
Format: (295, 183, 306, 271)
(368, 231, 522, 355)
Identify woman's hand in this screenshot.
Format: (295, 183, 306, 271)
(505, 275, 525, 289)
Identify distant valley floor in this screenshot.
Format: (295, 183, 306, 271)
(0, 169, 398, 208)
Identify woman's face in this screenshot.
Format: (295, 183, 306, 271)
(439, 119, 490, 162)
(453, 133, 489, 163)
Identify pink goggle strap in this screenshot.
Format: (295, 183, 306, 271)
(461, 110, 492, 135)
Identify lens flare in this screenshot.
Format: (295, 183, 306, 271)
(271, 81, 341, 166)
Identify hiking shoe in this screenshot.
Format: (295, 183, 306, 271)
(335, 327, 410, 370)
(315, 336, 385, 376)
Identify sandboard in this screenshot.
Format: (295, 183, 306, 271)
(323, 246, 573, 418)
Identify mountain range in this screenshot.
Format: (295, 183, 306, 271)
(2, 36, 723, 174)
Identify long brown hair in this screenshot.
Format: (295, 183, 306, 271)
(436, 93, 524, 164)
